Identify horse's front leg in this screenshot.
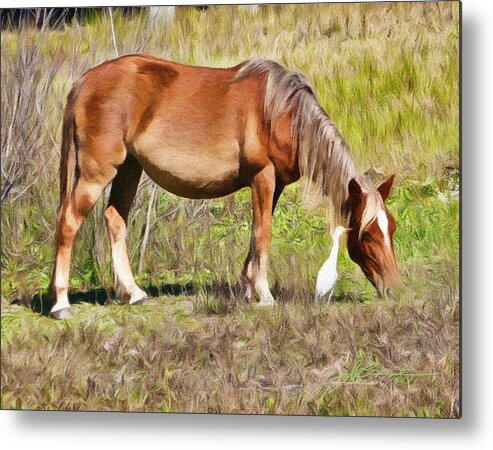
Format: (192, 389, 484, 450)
(242, 230, 255, 303)
(243, 164, 278, 306)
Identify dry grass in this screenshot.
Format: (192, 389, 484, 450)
(2, 287, 459, 416)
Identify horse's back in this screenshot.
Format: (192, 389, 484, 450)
(69, 55, 269, 198)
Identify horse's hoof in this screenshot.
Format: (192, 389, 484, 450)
(130, 297, 150, 306)
(257, 299, 276, 307)
(50, 307, 74, 320)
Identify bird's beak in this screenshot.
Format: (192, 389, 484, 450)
(344, 227, 352, 233)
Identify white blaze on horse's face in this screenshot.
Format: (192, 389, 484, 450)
(346, 176, 400, 296)
(377, 209, 391, 247)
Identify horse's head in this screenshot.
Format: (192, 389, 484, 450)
(344, 175, 400, 296)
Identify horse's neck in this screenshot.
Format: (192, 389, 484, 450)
(307, 112, 359, 219)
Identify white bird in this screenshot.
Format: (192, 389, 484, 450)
(315, 226, 349, 303)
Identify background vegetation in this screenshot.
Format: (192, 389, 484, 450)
(1, 2, 459, 416)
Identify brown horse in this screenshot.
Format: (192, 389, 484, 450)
(47, 55, 399, 319)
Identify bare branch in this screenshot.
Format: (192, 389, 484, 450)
(108, 7, 119, 57)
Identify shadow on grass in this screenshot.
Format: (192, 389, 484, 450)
(27, 281, 240, 316)
(24, 280, 362, 316)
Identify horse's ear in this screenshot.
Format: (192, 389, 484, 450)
(348, 178, 363, 201)
(343, 178, 363, 217)
(377, 175, 395, 201)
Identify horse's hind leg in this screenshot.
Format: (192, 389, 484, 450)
(49, 177, 115, 318)
(48, 131, 129, 318)
(104, 154, 147, 305)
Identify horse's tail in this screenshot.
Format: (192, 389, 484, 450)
(58, 83, 82, 210)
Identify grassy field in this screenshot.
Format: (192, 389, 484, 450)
(1, 3, 459, 416)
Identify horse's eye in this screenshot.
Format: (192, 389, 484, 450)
(361, 231, 370, 241)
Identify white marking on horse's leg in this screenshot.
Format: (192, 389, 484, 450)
(50, 202, 84, 314)
(244, 258, 254, 301)
(255, 254, 275, 306)
(51, 264, 71, 313)
(111, 240, 147, 303)
(105, 206, 146, 304)
(111, 240, 147, 304)
(51, 292, 70, 312)
(244, 285, 253, 301)
(377, 209, 390, 247)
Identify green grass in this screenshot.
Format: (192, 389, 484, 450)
(1, 3, 459, 416)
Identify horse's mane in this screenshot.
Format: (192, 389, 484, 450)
(235, 59, 381, 229)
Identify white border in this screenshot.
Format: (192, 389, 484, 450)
(2, 1, 492, 449)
